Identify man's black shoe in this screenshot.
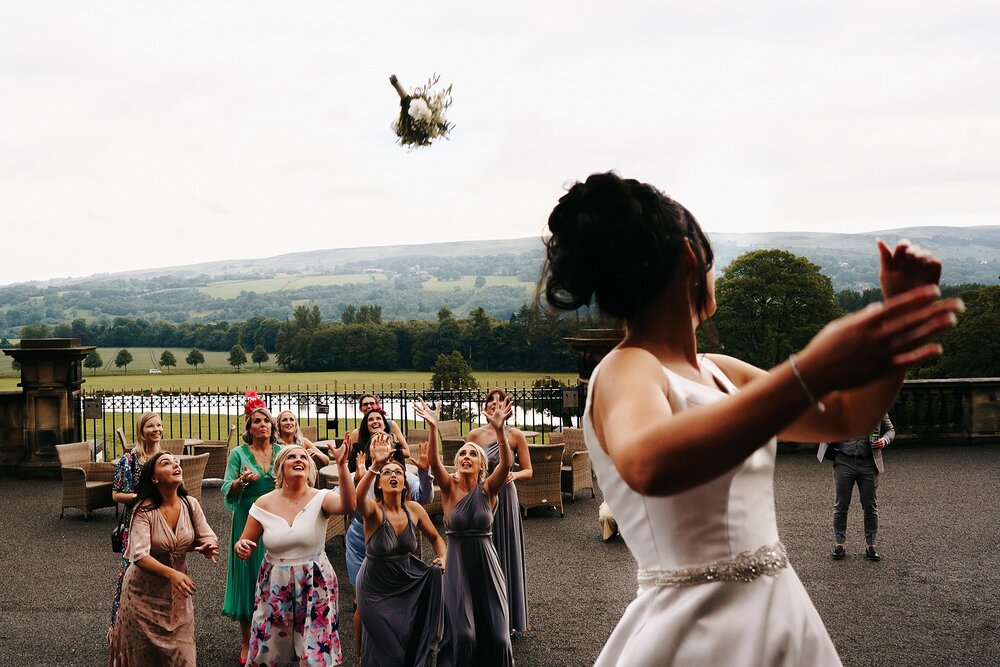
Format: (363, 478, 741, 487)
(832, 545, 846, 560)
(865, 546, 881, 561)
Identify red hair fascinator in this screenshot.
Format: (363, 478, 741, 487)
(244, 390, 268, 415)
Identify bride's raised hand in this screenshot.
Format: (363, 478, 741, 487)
(878, 239, 943, 299)
(796, 284, 962, 394)
(370, 437, 392, 469)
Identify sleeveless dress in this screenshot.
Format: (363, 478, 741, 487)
(438, 484, 513, 667)
(247, 489, 342, 666)
(222, 443, 280, 621)
(345, 469, 432, 587)
(484, 437, 529, 633)
(356, 504, 444, 667)
(585, 357, 842, 666)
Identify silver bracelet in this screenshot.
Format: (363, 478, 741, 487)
(789, 354, 826, 413)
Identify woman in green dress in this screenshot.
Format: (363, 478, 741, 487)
(223, 391, 283, 665)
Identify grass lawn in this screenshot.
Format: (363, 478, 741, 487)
(197, 273, 387, 298)
(0, 368, 577, 393)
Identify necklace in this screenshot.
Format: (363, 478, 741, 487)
(283, 487, 310, 506)
(250, 444, 273, 473)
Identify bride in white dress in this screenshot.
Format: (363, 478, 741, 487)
(539, 172, 961, 666)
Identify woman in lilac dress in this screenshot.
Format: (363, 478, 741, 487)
(417, 397, 514, 667)
(466, 389, 532, 635)
(355, 435, 447, 666)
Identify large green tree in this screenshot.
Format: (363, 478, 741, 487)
(114, 348, 133, 373)
(712, 249, 841, 369)
(915, 285, 1000, 378)
(185, 348, 205, 370)
(251, 345, 269, 369)
(83, 350, 103, 372)
(159, 350, 177, 372)
(431, 351, 479, 390)
(228, 344, 248, 372)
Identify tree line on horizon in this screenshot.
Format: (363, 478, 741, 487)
(8, 249, 997, 379)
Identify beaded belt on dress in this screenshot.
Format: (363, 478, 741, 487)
(636, 542, 788, 588)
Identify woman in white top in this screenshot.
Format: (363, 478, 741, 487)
(539, 172, 962, 666)
(234, 443, 354, 666)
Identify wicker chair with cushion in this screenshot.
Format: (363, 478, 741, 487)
(441, 438, 465, 466)
(160, 439, 186, 456)
(555, 428, 595, 501)
(193, 441, 230, 481)
(300, 425, 318, 442)
(517, 443, 565, 518)
(178, 453, 209, 502)
(55, 442, 118, 519)
(438, 420, 461, 440)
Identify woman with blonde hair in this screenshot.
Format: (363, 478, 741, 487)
(108, 452, 219, 666)
(223, 391, 283, 664)
(417, 397, 515, 666)
(108, 412, 164, 635)
(235, 442, 354, 666)
(465, 388, 532, 635)
(275, 410, 330, 466)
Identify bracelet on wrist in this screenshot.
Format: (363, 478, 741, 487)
(789, 354, 826, 413)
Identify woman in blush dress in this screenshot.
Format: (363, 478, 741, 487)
(275, 410, 329, 467)
(109, 412, 164, 636)
(223, 391, 284, 664)
(416, 397, 514, 667)
(465, 389, 531, 635)
(234, 442, 354, 666)
(355, 436, 447, 666)
(539, 171, 961, 666)
(108, 452, 219, 666)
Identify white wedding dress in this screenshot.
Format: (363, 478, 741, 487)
(586, 357, 842, 666)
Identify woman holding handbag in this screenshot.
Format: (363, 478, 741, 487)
(108, 412, 164, 637)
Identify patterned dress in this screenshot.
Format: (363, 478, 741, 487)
(108, 497, 218, 666)
(110, 450, 141, 628)
(247, 490, 342, 666)
(222, 444, 281, 621)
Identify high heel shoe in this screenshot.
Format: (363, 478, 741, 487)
(238, 652, 247, 666)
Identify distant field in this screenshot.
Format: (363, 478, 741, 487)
(198, 273, 387, 298)
(0, 367, 576, 393)
(0, 347, 267, 375)
(422, 275, 534, 292)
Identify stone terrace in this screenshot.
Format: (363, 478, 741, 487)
(1, 445, 998, 666)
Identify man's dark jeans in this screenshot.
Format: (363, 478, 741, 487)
(833, 453, 879, 545)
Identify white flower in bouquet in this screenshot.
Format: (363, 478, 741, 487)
(389, 73, 454, 148)
(407, 98, 432, 123)
(390, 118, 400, 133)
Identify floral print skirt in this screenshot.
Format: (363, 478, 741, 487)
(248, 552, 342, 666)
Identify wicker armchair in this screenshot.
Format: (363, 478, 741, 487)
(160, 439, 186, 455)
(178, 453, 209, 502)
(441, 438, 465, 466)
(517, 443, 564, 518)
(300, 425, 318, 442)
(553, 428, 595, 501)
(55, 442, 118, 519)
(438, 420, 461, 440)
(193, 425, 235, 481)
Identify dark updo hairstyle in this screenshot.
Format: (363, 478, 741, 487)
(130, 452, 189, 530)
(541, 172, 714, 323)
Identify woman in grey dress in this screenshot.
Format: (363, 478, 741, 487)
(466, 389, 532, 635)
(416, 397, 514, 667)
(355, 435, 447, 666)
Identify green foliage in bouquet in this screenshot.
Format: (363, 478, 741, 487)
(391, 74, 454, 148)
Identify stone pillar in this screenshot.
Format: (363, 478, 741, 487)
(2, 338, 95, 477)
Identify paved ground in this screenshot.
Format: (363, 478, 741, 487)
(1, 445, 998, 666)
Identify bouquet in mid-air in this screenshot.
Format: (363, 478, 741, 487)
(389, 73, 453, 148)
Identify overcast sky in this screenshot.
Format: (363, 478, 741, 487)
(3, 1, 998, 285)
